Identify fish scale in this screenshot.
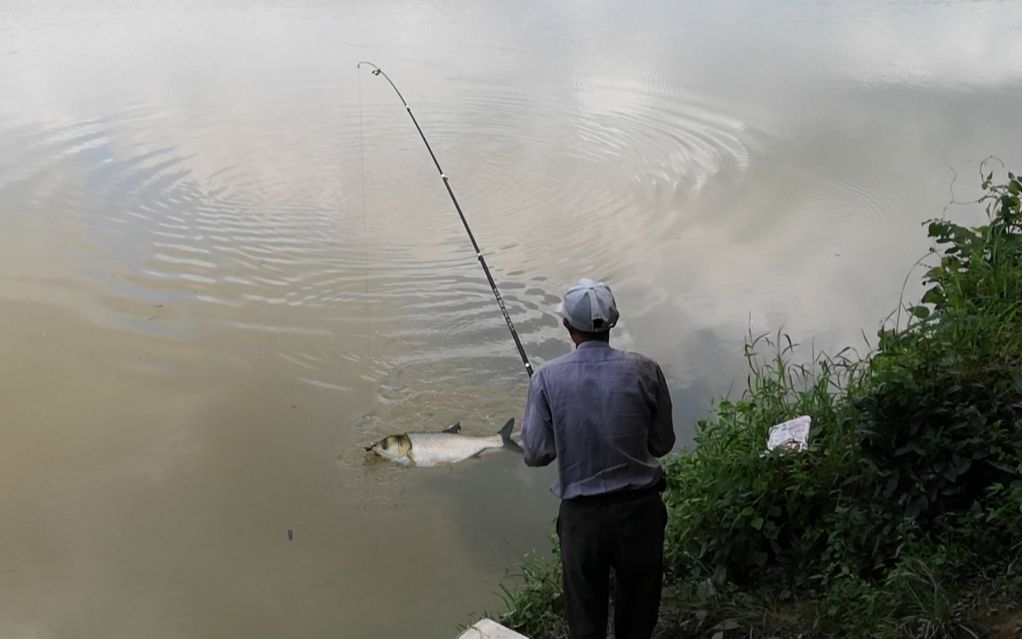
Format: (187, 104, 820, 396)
(406, 432, 505, 466)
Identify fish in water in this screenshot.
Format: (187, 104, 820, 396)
(366, 418, 522, 466)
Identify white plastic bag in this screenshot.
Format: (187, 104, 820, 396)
(766, 415, 812, 452)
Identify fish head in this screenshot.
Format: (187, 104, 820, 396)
(367, 434, 412, 462)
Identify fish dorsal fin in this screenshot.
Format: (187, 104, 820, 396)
(442, 422, 461, 434)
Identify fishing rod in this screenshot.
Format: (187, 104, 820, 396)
(357, 61, 534, 378)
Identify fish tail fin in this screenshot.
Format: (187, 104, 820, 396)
(498, 418, 523, 454)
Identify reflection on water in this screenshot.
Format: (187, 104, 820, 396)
(2, 0, 1022, 637)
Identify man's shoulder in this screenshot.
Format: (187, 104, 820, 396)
(620, 350, 664, 377)
(621, 349, 661, 367)
(536, 347, 662, 374)
(534, 350, 579, 376)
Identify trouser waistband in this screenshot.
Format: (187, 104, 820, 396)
(565, 474, 666, 506)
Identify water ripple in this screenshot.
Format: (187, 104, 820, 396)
(0, 77, 793, 393)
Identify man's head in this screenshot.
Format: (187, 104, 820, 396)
(560, 279, 619, 345)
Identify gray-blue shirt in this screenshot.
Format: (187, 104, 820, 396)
(521, 341, 675, 499)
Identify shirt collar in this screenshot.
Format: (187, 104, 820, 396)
(576, 340, 611, 350)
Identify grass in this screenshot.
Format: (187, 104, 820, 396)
(493, 168, 1022, 638)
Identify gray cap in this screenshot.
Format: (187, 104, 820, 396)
(561, 279, 619, 332)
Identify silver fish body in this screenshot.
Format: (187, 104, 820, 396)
(368, 418, 520, 467)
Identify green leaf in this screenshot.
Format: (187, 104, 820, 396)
(1010, 180, 1021, 195)
(909, 305, 931, 319)
(885, 473, 900, 497)
(927, 221, 949, 238)
(906, 495, 929, 519)
(986, 459, 1019, 475)
(921, 286, 944, 305)
(750, 516, 764, 530)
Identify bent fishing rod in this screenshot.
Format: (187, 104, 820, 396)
(357, 61, 534, 378)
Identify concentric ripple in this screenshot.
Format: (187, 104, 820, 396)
(0, 76, 764, 396)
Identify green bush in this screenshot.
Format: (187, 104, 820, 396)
(662, 337, 868, 587)
(858, 171, 1022, 531)
(664, 170, 1022, 591)
(497, 541, 568, 639)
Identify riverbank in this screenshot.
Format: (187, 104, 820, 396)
(494, 169, 1022, 638)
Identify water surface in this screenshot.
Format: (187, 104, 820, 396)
(2, 1, 1022, 637)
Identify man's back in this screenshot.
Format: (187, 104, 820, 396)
(522, 341, 675, 499)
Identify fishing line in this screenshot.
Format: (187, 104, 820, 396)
(356, 61, 534, 378)
(357, 63, 374, 400)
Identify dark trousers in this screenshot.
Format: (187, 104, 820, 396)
(557, 489, 667, 639)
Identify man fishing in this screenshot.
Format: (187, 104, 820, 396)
(521, 279, 675, 639)
(360, 64, 672, 636)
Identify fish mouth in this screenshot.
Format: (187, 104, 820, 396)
(365, 443, 395, 459)
(366, 446, 409, 463)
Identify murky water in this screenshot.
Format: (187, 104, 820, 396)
(2, 1, 1022, 636)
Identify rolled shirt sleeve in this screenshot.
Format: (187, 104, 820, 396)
(647, 364, 676, 458)
(522, 372, 556, 467)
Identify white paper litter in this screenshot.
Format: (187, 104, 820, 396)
(766, 415, 812, 452)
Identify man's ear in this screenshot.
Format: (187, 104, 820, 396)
(562, 318, 581, 346)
